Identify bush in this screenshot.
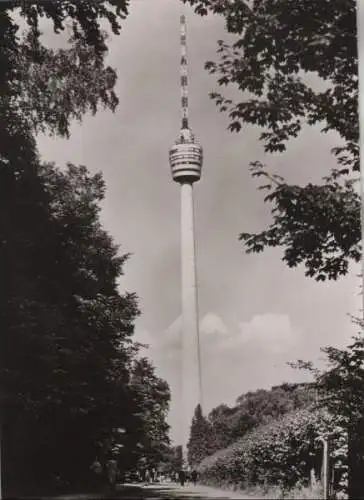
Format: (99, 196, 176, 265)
(197, 405, 347, 497)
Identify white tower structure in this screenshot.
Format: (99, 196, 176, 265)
(169, 13, 203, 464)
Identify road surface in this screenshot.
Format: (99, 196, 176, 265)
(44, 482, 258, 500)
(117, 483, 256, 499)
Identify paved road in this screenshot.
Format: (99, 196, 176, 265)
(113, 483, 255, 499)
(45, 482, 257, 500)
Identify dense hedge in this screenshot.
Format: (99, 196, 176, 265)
(197, 405, 348, 497)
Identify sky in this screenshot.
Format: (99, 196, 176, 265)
(36, 0, 361, 444)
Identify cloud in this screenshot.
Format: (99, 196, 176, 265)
(200, 313, 228, 336)
(161, 312, 298, 357)
(225, 313, 300, 354)
(139, 312, 306, 443)
(162, 312, 228, 348)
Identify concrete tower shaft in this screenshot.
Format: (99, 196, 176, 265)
(180, 182, 203, 451)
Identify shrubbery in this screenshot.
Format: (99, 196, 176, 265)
(207, 383, 316, 454)
(197, 405, 348, 497)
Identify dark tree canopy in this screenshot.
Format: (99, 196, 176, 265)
(206, 383, 316, 455)
(0, 2, 172, 496)
(183, 0, 360, 281)
(1, 159, 140, 495)
(188, 404, 214, 466)
(129, 357, 171, 470)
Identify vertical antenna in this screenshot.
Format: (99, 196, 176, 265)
(180, 14, 189, 131)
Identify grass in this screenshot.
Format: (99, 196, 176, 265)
(240, 483, 323, 499)
(199, 480, 324, 499)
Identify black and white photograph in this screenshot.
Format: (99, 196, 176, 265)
(1, 1, 363, 499)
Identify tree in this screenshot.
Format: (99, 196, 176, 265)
(206, 384, 316, 455)
(1, 1, 130, 140)
(320, 332, 364, 499)
(14, 29, 118, 139)
(289, 317, 364, 498)
(188, 404, 214, 466)
(208, 404, 234, 452)
(128, 357, 171, 472)
(1, 160, 143, 496)
(183, 0, 360, 281)
(0, 2, 142, 496)
(171, 445, 184, 471)
(3, 0, 128, 53)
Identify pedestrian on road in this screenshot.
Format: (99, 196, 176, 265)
(178, 469, 186, 486)
(191, 469, 198, 486)
(107, 459, 118, 491)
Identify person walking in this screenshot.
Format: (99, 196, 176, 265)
(90, 458, 103, 490)
(178, 469, 186, 486)
(107, 459, 118, 491)
(191, 469, 198, 486)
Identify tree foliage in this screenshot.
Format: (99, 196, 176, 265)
(7, 0, 128, 55)
(290, 318, 364, 498)
(129, 357, 171, 470)
(0, 2, 173, 496)
(239, 163, 360, 280)
(1, 160, 139, 496)
(188, 404, 215, 466)
(200, 337, 363, 498)
(171, 445, 184, 471)
(1, 158, 172, 496)
(183, 0, 360, 281)
(198, 406, 346, 496)
(206, 383, 316, 456)
(1, 0, 129, 139)
(15, 29, 119, 138)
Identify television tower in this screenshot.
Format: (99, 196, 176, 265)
(169, 13, 203, 464)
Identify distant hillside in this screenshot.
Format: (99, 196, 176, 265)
(207, 382, 317, 454)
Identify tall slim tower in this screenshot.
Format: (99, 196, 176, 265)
(169, 13, 203, 464)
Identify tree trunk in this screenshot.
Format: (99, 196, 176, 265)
(348, 420, 364, 499)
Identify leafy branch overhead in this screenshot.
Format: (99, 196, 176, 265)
(183, 0, 359, 280)
(2, 0, 130, 139)
(240, 162, 361, 281)
(8, 0, 129, 54)
(184, 0, 357, 168)
(15, 31, 119, 138)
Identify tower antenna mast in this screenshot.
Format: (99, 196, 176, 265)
(180, 13, 189, 132)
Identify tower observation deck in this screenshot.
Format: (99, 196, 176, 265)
(169, 129, 203, 184)
(169, 14, 203, 184)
